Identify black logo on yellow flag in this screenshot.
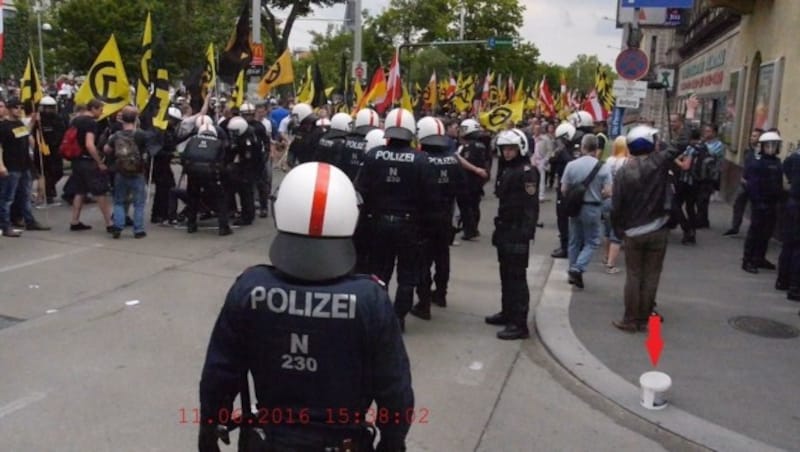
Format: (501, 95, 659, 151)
(89, 61, 124, 104)
(488, 106, 512, 128)
(263, 62, 282, 85)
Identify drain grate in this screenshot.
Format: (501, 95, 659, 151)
(0, 314, 24, 331)
(729, 316, 800, 339)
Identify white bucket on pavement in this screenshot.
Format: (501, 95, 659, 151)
(639, 371, 672, 410)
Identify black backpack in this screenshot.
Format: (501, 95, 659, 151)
(112, 131, 144, 176)
(182, 134, 225, 177)
(690, 143, 719, 182)
(563, 161, 603, 218)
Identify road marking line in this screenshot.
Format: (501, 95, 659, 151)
(0, 392, 47, 419)
(0, 246, 100, 274)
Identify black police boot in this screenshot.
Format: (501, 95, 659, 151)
(410, 295, 431, 320)
(742, 261, 759, 274)
(219, 226, 233, 236)
(497, 324, 530, 340)
(681, 232, 696, 245)
(485, 312, 508, 325)
(758, 259, 777, 270)
(568, 270, 584, 289)
(187, 223, 198, 234)
(788, 288, 800, 302)
(775, 280, 790, 291)
(432, 290, 447, 308)
(551, 248, 567, 259)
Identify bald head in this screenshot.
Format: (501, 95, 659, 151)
(120, 105, 138, 124)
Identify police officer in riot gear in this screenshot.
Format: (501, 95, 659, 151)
(149, 107, 185, 223)
(355, 108, 431, 331)
(199, 162, 414, 452)
(341, 108, 380, 182)
(410, 117, 464, 320)
(568, 110, 597, 149)
(182, 124, 232, 236)
(778, 142, 800, 302)
(457, 118, 489, 241)
(286, 103, 324, 167)
(240, 102, 271, 218)
(351, 121, 384, 274)
(485, 129, 540, 340)
(742, 130, 785, 274)
(549, 122, 578, 258)
(226, 116, 263, 226)
(35, 96, 67, 203)
(315, 112, 352, 165)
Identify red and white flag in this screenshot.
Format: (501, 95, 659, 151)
(378, 48, 401, 113)
(582, 89, 609, 121)
(446, 72, 457, 100)
(538, 76, 555, 118)
(0, 0, 5, 62)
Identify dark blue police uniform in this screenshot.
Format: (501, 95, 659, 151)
(457, 139, 487, 240)
(200, 265, 413, 451)
(778, 151, 800, 298)
(743, 152, 784, 271)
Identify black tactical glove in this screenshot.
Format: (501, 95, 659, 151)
(198, 423, 230, 452)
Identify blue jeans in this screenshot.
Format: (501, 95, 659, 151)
(568, 204, 603, 273)
(113, 174, 146, 233)
(0, 170, 35, 229)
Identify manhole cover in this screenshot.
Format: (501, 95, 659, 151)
(729, 316, 799, 339)
(0, 314, 24, 331)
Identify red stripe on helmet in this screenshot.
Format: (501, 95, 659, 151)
(436, 119, 442, 136)
(395, 110, 403, 128)
(308, 164, 331, 236)
(370, 111, 377, 126)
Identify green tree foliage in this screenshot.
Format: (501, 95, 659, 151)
(260, 0, 346, 54)
(51, 0, 240, 79)
(0, 1, 33, 81)
(565, 54, 616, 95)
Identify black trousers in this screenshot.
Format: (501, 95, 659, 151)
(150, 156, 175, 221)
(353, 212, 372, 274)
(457, 191, 481, 237)
(39, 153, 64, 199)
(229, 173, 256, 223)
(186, 176, 229, 230)
(744, 204, 777, 264)
(496, 243, 530, 328)
(418, 219, 453, 300)
(695, 181, 714, 227)
(368, 215, 420, 319)
(255, 164, 272, 211)
(730, 183, 749, 231)
(778, 200, 800, 288)
(556, 189, 569, 250)
(674, 183, 698, 234)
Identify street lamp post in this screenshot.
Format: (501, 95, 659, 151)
(36, 4, 45, 82)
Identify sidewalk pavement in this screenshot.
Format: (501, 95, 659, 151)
(537, 201, 799, 452)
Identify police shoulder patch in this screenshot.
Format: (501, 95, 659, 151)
(525, 182, 537, 196)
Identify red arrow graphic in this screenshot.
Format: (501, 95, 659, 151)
(645, 313, 664, 367)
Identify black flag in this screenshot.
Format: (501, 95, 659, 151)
(219, 2, 252, 84)
(312, 62, 327, 108)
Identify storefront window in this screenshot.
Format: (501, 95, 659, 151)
(720, 71, 739, 150)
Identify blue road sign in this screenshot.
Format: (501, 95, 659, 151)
(487, 37, 496, 49)
(610, 107, 625, 139)
(620, 0, 693, 7)
(615, 48, 650, 81)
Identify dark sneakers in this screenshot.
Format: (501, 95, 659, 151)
(612, 320, 639, 333)
(70, 222, 92, 231)
(551, 248, 567, 258)
(497, 324, 530, 340)
(1, 227, 21, 237)
(742, 262, 759, 274)
(485, 312, 508, 325)
(758, 259, 777, 270)
(431, 291, 447, 308)
(568, 270, 584, 289)
(722, 229, 738, 236)
(134, 232, 147, 239)
(25, 222, 50, 231)
(409, 303, 431, 320)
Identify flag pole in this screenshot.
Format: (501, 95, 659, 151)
(215, 49, 222, 122)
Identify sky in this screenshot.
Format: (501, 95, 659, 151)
(280, 0, 624, 67)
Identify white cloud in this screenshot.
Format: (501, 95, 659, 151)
(285, 0, 622, 66)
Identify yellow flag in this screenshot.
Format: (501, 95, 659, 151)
(296, 65, 314, 104)
(401, 84, 413, 112)
(479, 101, 524, 132)
(257, 49, 294, 98)
(202, 43, 216, 100)
(21, 54, 43, 106)
(230, 69, 245, 108)
(152, 69, 171, 131)
(353, 78, 364, 110)
(36, 128, 50, 156)
(325, 86, 334, 98)
(75, 35, 131, 119)
(136, 12, 153, 110)
(514, 77, 525, 103)
(453, 74, 473, 112)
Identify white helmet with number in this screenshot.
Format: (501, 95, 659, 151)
(330, 112, 353, 133)
(365, 129, 386, 152)
(226, 116, 249, 138)
(384, 108, 416, 141)
(626, 125, 658, 155)
(555, 122, 577, 141)
(459, 118, 482, 137)
(270, 162, 359, 281)
(292, 102, 315, 124)
(568, 110, 595, 130)
(40, 96, 57, 106)
(240, 102, 255, 114)
(354, 108, 380, 133)
(496, 129, 527, 156)
(416, 116, 449, 148)
(168, 107, 183, 121)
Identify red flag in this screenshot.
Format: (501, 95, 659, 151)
(582, 89, 608, 121)
(446, 72, 457, 100)
(481, 70, 491, 102)
(539, 76, 556, 118)
(377, 48, 401, 114)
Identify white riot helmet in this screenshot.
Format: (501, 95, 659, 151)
(417, 116, 449, 148)
(365, 129, 386, 152)
(330, 112, 353, 133)
(384, 108, 416, 142)
(568, 110, 595, 130)
(292, 102, 316, 124)
(227, 116, 249, 138)
(555, 122, 577, 141)
(40, 96, 57, 106)
(240, 102, 255, 115)
(495, 129, 524, 157)
(510, 128, 530, 156)
(270, 162, 359, 281)
(459, 118, 482, 138)
(354, 108, 380, 133)
(626, 125, 659, 155)
(167, 107, 183, 121)
(758, 130, 782, 155)
(198, 124, 217, 137)
(195, 115, 214, 128)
